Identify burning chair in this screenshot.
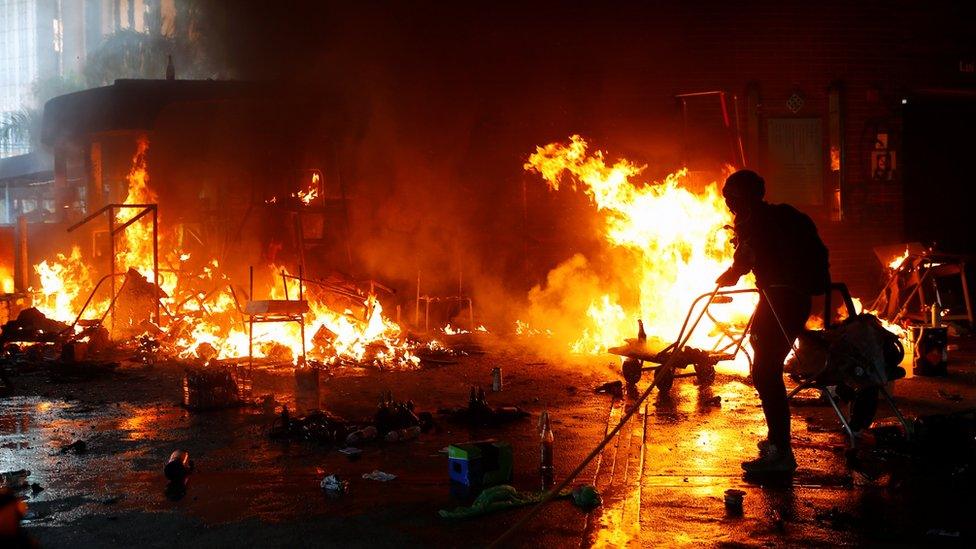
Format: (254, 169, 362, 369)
(242, 266, 309, 367)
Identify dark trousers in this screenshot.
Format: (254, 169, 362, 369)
(750, 287, 811, 449)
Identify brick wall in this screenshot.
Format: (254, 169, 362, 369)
(616, 1, 975, 298)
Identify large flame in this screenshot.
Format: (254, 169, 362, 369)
(29, 138, 416, 368)
(522, 136, 756, 366)
(115, 137, 159, 284)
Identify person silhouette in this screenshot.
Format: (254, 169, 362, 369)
(716, 170, 830, 473)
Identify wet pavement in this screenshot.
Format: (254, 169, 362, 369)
(2, 334, 976, 547)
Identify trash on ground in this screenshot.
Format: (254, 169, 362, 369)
(448, 440, 514, 496)
(362, 470, 396, 482)
(438, 387, 529, 426)
(724, 489, 745, 516)
(594, 380, 623, 398)
(270, 407, 350, 444)
(164, 449, 194, 481)
(0, 470, 31, 490)
(571, 485, 602, 510)
(60, 440, 87, 454)
(937, 389, 963, 402)
(439, 484, 573, 520)
(320, 474, 348, 497)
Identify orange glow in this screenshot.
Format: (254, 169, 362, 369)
(522, 136, 756, 372)
(888, 247, 910, 271)
(0, 264, 14, 294)
(29, 138, 416, 368)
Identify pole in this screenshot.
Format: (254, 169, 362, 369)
(109, 207, 116, 337)
(152, 206, 159, 325)
(16, 214, 28, 292)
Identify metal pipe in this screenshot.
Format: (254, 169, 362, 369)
(152, 206, 159, 325)
(112, 206, 153, 235)
(109, 208, 115, 336)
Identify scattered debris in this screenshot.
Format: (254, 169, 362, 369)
(926, 528, 961, 538)
(384, 426, 421, 442)
(438, 387, 529, 426)
(338, 447, 362, 460)
(571, 485, 602, 510)
(0, 470, 30, 490)
(448, 441, 514, 494)
(344, 426, 378, 446)
(594, 380, 624, 398)
(0, 308, 69, 344)
(320, 474, 349, 497)
(724, 489, 745, 516)
(260, 394, 277, 415)
(815, 506, 858, 531)
(491, 367, 503, 392)
(703, 395, 722, 408)
(937, 389, 963, 402)
(439, 484, 573, 520)
(375, 391, 424, 434)
(182, 365, 251, 410)
(362, 470, 396, 482)
(270, 407, 350, 445)
(164, 450, 194, 481)
(60, 440, 87, 455)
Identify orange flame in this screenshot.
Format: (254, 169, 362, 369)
(522, 136, 756, 371)
(29, 138, 416, 368)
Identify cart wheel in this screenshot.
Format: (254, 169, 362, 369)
(622, 358, 643, 385)
(653, 367, 674, 392)
(695, 363, 716, 386)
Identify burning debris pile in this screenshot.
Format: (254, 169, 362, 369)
(11, 137, 428, 372)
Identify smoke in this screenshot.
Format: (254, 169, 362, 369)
(178, 3, 748, 334)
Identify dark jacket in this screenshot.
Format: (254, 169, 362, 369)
(729, 202, 830, 295)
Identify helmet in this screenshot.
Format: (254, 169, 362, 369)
(723, 170, 765, 200)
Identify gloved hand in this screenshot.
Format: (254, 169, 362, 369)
(715, 268, 740, 288)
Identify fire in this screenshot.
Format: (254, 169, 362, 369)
(33, 246, 96, 322)
(522, 136, 756, 368)
(115, 137, 159, 284)
(0, 265, 14, 294)
(888, 247, 909, 271)
(27, 138, 417, 369)
(295, 186, 319, 205)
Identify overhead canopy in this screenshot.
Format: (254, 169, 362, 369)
(41, 79, 262, 148)
(0, 150, 53, 182)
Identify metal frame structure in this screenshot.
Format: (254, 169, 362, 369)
(870, 251, 973, 326)
(67, 203, 160, 327)
(414, 269, 475, 333)
(244, 266, 307, 369)
(675, 90, 747, 168)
